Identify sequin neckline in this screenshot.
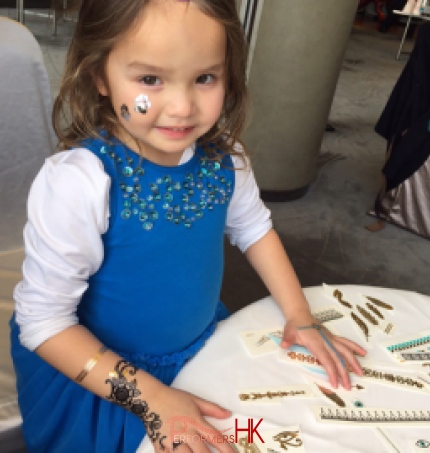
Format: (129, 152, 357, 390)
(99, 140, 233, 231)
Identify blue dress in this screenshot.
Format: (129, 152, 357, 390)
(10, 135, 233, 452)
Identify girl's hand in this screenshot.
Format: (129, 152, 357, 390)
(280, 316, 367, 390)
(147, 385, 235, 453)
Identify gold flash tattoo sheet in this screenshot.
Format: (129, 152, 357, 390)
(239, 327, 283, 356)
(380, 330, 430, 364)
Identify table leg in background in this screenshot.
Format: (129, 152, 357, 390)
(397, 15, 412, 60)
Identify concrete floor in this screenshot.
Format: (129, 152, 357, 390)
(1, 8, 430, 315)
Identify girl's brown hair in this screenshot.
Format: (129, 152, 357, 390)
(53, 0, 249, 159)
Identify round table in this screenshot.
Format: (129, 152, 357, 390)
(137, 285, 430, 453)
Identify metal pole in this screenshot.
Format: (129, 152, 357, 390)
(17, 0, 24, 23)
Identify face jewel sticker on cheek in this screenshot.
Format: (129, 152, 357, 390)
(134, 94, 152, 115)
(120, 104, 131, 121)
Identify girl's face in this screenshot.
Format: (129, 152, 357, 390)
(96, 0, 226, 166)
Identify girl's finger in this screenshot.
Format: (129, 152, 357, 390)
(305, 342, 341, 389)
(334, 335, 367, 357)
(333, 337, 367, 376)
(193, 396, 231, 420)
(302, 331, 350, 388)
(280, 325, 296, 349)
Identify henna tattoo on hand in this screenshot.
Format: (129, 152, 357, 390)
(106, 360, 163, 445)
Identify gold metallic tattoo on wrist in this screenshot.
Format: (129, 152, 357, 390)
(75, 345, 108, 383)
(106, 360, 164, 448)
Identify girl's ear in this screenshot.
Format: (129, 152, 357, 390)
(93, 72, 109, 97)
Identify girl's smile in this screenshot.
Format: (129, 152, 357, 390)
(156, 126, 196, 140)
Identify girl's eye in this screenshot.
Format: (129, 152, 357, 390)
(196, 74, 215, 85)
(140, 75, 161, 86)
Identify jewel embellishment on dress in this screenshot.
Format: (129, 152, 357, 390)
(100, 143, 232, 231)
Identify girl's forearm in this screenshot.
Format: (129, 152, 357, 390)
(35, 325, 165, 420)
(244, 229, 314, 322)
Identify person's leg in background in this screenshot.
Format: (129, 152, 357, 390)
(379, 0, 407, 32)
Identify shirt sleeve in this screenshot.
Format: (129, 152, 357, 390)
(14, 148, 110, 351)
(225, 147, 273, 253)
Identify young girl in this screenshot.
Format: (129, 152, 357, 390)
(10, 1, 366, 452)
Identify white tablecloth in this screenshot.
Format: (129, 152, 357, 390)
(137, 285, 430, 453)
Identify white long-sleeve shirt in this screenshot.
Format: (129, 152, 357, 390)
(14, 145, 273, 351)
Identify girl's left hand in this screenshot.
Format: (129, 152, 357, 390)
(280, 317, 367, 390)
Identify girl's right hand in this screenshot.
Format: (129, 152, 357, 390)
(147, 385, 236, 453)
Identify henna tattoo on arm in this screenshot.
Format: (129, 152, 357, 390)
(106, 360, 164, 446)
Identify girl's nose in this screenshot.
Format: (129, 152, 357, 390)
(166, 89, 194, 118)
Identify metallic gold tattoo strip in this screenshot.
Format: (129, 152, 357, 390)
(273, 430, 303, 449)
(384, 323, 394, 334)
(351, 312, 370, 341)
(366, 302, 384, 319)
(382, 331, 430, 354)
(238, 385, 314, 402)
(287, 350, 321, 365)
(374, 427, 402, 453)
(312, 307, 344, 323)
(239, 390, 306, 401)
(75, 345, 108, 383)
(400, 352, 430, 361)
(314, 406, 430, 425)
(365, 296, 393, 310)
(235, 437, 260, 453)
(106, 360, 163, 446)
(255, 335, 271, 346)
(417, 375, 430, 386)
(360, 366, 426, 391)
(356, 305, 378, 325)
(253, 427, 306, 453)
(333, 289, 353, 308)
(316, 384, 346, 407)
